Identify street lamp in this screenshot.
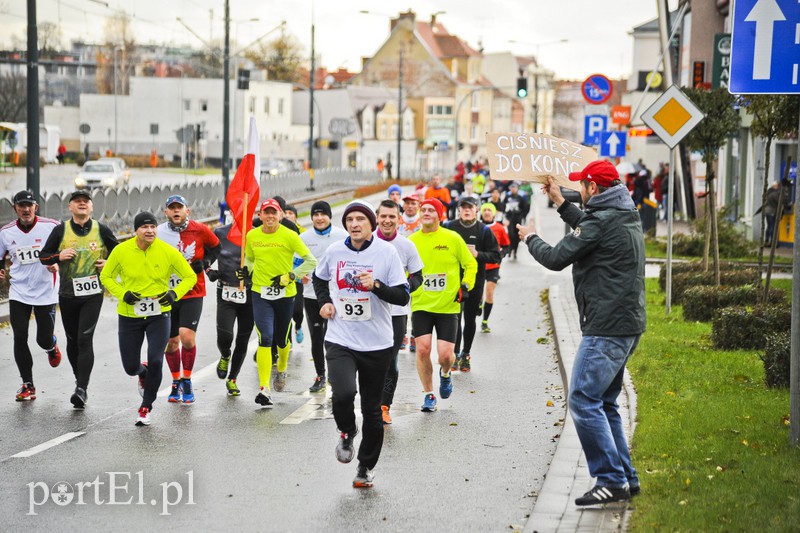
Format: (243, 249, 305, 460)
(113, 44, 123, 155)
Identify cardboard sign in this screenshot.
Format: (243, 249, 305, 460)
(486, 133, 598, 192)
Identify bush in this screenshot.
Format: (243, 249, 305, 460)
(670, 268, 760, 303)
(710, 304, 791, 350)
(119, 155, 172, 168)
(682, 284, 787, 322)
(673, 206, 758, 258)
(658, 261, 752, 290)
(761, 332, 791, 388)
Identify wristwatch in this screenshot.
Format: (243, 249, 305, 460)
(288, 272, 297, 282)
(372, 280, 381, 291)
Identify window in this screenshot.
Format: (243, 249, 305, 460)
(278, 98, 284, 115)
(444, 105, 452, 115)
(391, 124, 398, 138)
(200, 100, 208, 112)
(249, 97, 255, 113)
(380, 123, 387, 139)
(471, 92, 479, 110)
(471, 124, 478, 141)
(183, 99, 191, 111)
(264, 97, 270, 114)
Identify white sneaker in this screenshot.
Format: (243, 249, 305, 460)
(135, 406, 151, 426)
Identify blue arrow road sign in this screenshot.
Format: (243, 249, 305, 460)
(600, 131, 627, 158)
(583, 115, 608, 145)
(730, 0, 800, 94)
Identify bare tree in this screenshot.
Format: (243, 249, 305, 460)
(96, 13, 136, 95)
(243, 30, 303, 83)
(0, 72, 27, 122)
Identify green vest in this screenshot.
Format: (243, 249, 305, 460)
(59, 220, 106, 297)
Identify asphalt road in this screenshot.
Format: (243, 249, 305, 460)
(0, 192, 574, 531)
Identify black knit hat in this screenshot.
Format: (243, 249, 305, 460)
(310, 200, 332, 218)
(342, 200, 377, 231)
(134, 211, 158, 230)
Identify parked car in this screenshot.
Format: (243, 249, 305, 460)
(260, 159, 290, 177)
(97, 157, 130, 184)
(74, 160, 127, 189)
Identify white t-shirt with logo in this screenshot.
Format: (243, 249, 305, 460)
(300, 226, 348, 300)
(375, 231, 424, 316)
(315, 238, 407, 351)
(0, 217, 60, 305)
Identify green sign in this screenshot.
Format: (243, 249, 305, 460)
(712, 33, 731, 90)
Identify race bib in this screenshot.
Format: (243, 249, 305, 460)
(72, 275, 102, 296)
(16, 245, 40, 265)
(260, 285, 286, 300)
(222, 285, 247, 303)
(337, 295, 372, 321)
(422, 273, 447, 292)
(168, 273, 182, 290)
(134, 297, 161, 317)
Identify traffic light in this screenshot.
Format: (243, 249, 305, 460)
(516, 77, 528, 98)
(237, 69, 250, 90)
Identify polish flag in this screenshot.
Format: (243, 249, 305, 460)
(226, 117, 261, 248)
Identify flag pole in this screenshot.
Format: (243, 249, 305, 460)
(239, 192, 248, 290)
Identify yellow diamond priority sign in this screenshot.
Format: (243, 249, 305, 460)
(640, 85, 704, 149)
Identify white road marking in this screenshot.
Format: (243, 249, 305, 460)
(280, 388, 334, 424)
(10, 432, 85, 458)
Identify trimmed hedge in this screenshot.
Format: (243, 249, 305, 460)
(710, 304, 791, 350)
(761, 332, 791, 388)
(682, 284, 787, 322)
(670, 269, 760, 304)
(658, 261, 752, 291)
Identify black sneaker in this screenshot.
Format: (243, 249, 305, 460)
(70, 387, 87, 409)
(255, 389, 274, 408)
(575, 485, 630, 506)
(335, 429, 357, 463)
(630, 484, 641, 497)
(352, 464, 374, 488)
(309, 375, 326, 393)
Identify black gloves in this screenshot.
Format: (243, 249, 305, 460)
(190, 260, 205, 273)
(235, 266, 251, 282)
(158, 290, 177, 306)
(123, 291, 141, 305)
(206, 269, 220, 282)
(454, 283, 470, 303)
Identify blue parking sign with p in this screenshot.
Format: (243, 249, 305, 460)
(583, 115, 607, 145)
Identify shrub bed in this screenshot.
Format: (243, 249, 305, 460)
(761, 332, 791, 388)
(710, 304, 791, 350)
(682, 284, 787, 322)
(658, 261, 752, 290)
(670, 268, 760, 303)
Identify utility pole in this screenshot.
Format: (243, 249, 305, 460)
(26, 0, 40, 199)
(222, 0, 231, 191)
(308, 22, 315, 190)
(397, 47, 403, 181)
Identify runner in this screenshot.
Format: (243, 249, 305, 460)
(242, 199, 317, 406)
(408, 198, 477, 411)
(443, 196, 500, 372)
(387, 184, 403, 213)
(480, 202, 510, 333)
(398, 193, 422, 353)
(158, 194, 221, 404)
(374, 200, 423, 424)
(100, 212, 197, 426)
(299, 201, 348, 392)
(503, 182, 529, 259)
(0, 191, 61, 402)
(39, 190, 119, 408)
(208, 223, 255, 396)
(284, 204, 307, 345)
(312, 200, 409, 487)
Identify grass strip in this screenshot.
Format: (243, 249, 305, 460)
(627, 278, 799, 532)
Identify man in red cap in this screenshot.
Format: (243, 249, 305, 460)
(518, 160, 646, 506)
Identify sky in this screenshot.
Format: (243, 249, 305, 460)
(0, 0, 667, 81)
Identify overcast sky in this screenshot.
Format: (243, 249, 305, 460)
(1, 0, 668, 81)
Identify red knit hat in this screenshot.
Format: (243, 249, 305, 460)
(421, 198, 445, 220)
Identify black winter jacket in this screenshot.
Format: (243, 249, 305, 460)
(527, 184, 646, 336)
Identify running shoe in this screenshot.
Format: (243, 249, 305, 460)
(381, 405, 392, 425)
(15, 382, 36, 401)
(574, 484, 630, 506)
(274, 371, 287, 392)
(481, 320, 491, 333)
(409, 336, 416, 353)
(255, 389, 273, 408)
(181, 378, 195, 403)
(439, 370, 453, 399)
(352, 464, 375, 488)
(47, 337, 61, 368)
(451, 354, 463, 372)
(296, 327, 304, 344)
(216, 356, 230, 379)
(421, 393, 437, 412)
(335, 429, 357, 463)
(137, 362, 148, 398)
(226, 379, 240, 396)
(309, 375, 326, 393)
(460, 354, 471, 373)
(400, 335, 408, 350)
(135, 406, 151, 426)
(630, 485, 641, 497)
(168, 380, 182, 403)
(70, 387, 87, 409)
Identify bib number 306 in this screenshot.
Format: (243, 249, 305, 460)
(72, 275, 102, 296)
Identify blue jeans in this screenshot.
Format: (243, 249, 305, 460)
(569, 334, 641, 488)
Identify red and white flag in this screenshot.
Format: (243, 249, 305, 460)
(226, 117, 261, 247)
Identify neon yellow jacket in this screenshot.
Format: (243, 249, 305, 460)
(100, 237, 197, 318)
